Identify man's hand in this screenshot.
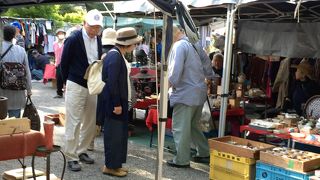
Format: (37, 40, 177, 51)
(113, 106, 122, 115)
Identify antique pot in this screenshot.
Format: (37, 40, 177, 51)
(0, 96, 8, 119)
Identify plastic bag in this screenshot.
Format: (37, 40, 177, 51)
(198, 101, 214, 132)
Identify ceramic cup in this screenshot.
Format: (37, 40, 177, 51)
(43, 120, 55, 150)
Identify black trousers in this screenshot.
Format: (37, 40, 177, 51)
(56, 64, 63, 96)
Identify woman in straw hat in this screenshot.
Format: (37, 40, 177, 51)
(291, 61, 320, 115)
(101, 27, 142, 177)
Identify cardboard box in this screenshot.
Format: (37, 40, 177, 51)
(51, 79, 57, 89)
(283, 118, 299, 126)
(44, 114, 65, 126)
(0, 118, 30, 136)
(229, 98, 240, 108)
(236, 89, 243, 98)
(208, 136, 274, 159)
(260, 150, 320, 172)
(2, 167, 44, 180)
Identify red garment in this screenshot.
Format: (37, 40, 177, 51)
(43, 64, 56, 84)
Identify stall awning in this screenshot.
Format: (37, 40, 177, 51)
(237, 20, 320, 58)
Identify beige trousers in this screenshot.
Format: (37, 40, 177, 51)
(64, 80, 97, 161)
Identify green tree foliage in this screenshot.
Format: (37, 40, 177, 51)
(3, 4, 84, 28)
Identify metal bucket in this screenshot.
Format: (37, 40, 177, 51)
(0, 96, 8, 119)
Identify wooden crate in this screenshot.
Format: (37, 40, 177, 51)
(208, 136, 274, 159)
(260, 150, 320, 172)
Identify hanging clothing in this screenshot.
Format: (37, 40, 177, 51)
(272, 58, 290, 109)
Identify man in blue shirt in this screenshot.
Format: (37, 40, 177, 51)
(167, 26, 214, 168)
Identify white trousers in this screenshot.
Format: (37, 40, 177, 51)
(64, 80, 97, 161)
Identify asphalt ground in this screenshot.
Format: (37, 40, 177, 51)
(0, 81, 210, 180)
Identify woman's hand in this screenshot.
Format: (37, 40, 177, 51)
(113, 106, 122, 115)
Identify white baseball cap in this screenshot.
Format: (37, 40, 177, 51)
(85, 9, 103, 27)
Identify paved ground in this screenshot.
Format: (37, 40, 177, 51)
(0, 81, 210, 180)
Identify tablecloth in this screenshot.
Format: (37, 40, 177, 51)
(0, 130, 46, 161)
(145, 108, 172, 131)
(212, 107, 245, 137)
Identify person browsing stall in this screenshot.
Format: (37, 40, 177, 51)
(31, 49, 50, 80)
(167, 25, 214, 168)
(60, 9, 103, 172)
(10, 21, 25, 49)
(101, 27, 142, 177)
(0, 25, 32, 118)
(53, 28, 66, 98)
(211, 53, 224, 77)
(291, 61, 320, 115)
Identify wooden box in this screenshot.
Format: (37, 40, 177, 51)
(0, 118, 30, 135)
(208, 136, 274, 159)
(260, 150, 320, 172)
(217, 85, 222, 95)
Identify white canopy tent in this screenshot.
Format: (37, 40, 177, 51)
(2, 1, 320, 180)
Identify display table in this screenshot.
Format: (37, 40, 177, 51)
(0, 130, 46, 161)
(291, 136, 320, 149)
(0, 130, 46, 179)
(211, 107, 245, 137)
(133, 98, 157, 109)
(240, 125, 291, 147)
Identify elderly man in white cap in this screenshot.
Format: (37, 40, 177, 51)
(60, 9, 103, 172)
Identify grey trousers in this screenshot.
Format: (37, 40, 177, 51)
(172, 103, 210, 165)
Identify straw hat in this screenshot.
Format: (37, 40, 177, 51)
(292, 62, 314, 79)
(102, 28, 116, 45)
(115, 27, 142, 46)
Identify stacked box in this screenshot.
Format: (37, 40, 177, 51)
(208, 136, 275, 180)
(260, 148, 320, 172)
(210, 150, 255, 180)
(256, 161, 313, 180)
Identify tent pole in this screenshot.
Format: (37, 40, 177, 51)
(156, 14, 169, 180)
(218, 3, 235, 137)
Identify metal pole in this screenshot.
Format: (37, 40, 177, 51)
(218, 3, 235, 137)
(155, 14, 169, 180)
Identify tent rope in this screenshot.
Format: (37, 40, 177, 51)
(294, 0, 302, 23)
